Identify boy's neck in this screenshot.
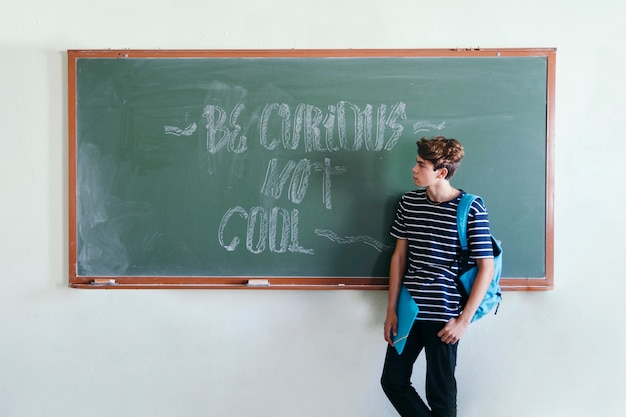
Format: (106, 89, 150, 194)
(426, 183, 458, 204)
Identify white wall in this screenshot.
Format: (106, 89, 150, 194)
(1, 1, 625, 416)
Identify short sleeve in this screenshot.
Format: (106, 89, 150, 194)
(467, 198, 494, 260)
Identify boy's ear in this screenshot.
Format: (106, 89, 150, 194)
(437, 167, 449, 179)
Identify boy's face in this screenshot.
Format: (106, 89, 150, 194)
(412, 156, 442, 187)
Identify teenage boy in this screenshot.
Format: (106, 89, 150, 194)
(381, 136, 495, 417)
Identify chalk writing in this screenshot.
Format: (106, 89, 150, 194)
(164, 99, 418, 256)
(413, 120, 446, 134)
(203, 103, 247, 153)
(218, 206, 313, 254)
(258, 101, 406, 152)
(315, 229, 393, 253)
(164, 123, 197, 136)
(167, 101, 408, 153)
(260, 158, 347, 209)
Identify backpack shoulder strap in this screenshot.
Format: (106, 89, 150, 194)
(457, 193, 479, 250)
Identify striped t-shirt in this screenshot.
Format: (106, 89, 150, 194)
(390, 189, 494, 322)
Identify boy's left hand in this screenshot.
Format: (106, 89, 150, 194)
(437, 317, 469, 345)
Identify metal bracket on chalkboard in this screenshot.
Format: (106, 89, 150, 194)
(246, 279, 270, 287)
(90, 278, 118, 286)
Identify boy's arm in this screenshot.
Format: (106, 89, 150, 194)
(457, 257, 494, 323)
(437, 257, 494, 344)
(384, 239, 408, 345)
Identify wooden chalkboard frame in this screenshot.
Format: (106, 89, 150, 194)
(68, 48, 555, 290)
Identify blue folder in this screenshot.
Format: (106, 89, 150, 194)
(392, 285, 419, 355)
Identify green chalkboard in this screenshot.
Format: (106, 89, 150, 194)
(68, 49, 555, 289)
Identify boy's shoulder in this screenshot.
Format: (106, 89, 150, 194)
(402, 188, 426, 199)
(398, 189, 426, 207)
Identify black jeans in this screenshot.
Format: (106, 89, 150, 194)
(381, 320, 458, 417)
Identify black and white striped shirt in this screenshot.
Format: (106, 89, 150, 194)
(390, 189, 494, 322)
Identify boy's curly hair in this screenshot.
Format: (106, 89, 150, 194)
(417, 136, 465, 179)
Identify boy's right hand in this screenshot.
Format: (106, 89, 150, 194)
(384, 311, 398, 345)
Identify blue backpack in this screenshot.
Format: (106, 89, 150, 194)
(456, 194, 503, 322)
